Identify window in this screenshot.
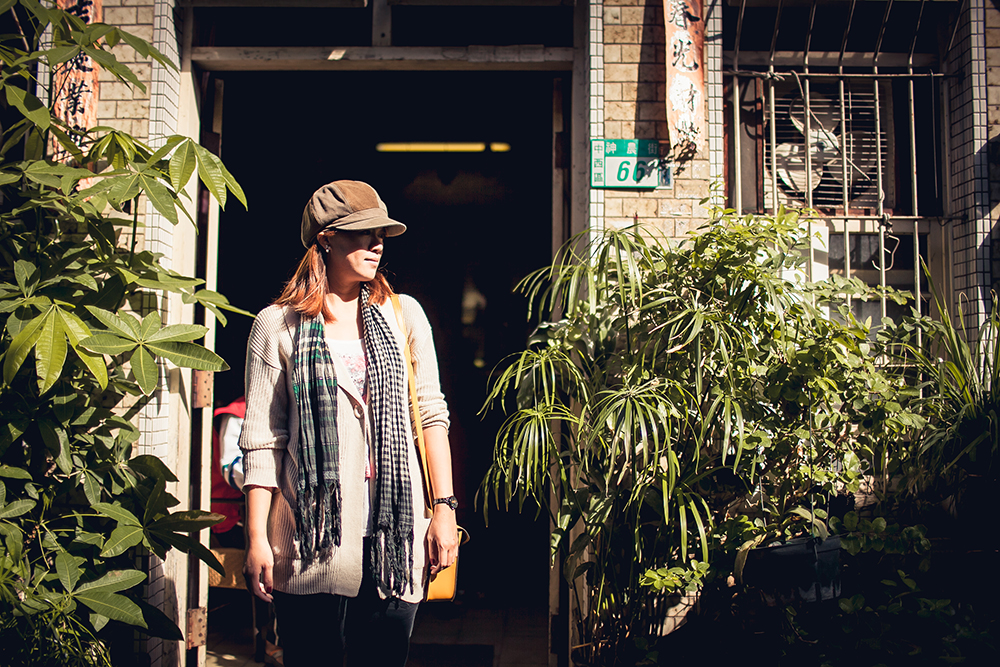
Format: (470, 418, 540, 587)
(723, 0, 961, 317)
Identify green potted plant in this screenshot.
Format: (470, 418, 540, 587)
(480, 204, 919, 663)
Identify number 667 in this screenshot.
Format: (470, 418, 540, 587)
(616, 160, 654, 182)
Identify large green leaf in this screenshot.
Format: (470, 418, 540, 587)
(139, 172, 178, 226)
(38, 419, 71, 475)
(0, 465, 31, 480)
(93, 502, 141, 527)
(146, 135, 184, 166)
(146, 323, 209, 344)
(193, 143, 227, 209)
(48, 124, 85, 164)
(75, 590, 147, 628)
(79, 333, 136, 356)
(127, 454, 179, 483)
(168, 141, 196, 191)
(55, 552, 84, 593)
(3, 311, 46, 383)
(153, 530, 225, 576)
(136, 599, 184, 641)
(131, 345, 158, 394)
(24, 161, 94, 193)
(145, 341, 228, 371)
(43, 45, 80, 66)
(0, 499, 36, 519)
(104, 171, 143, 206)
(140, 311, 162, 340)
(148, 510, 225, 533)
(100, 524, 145, 557)
(220, 162, 247, 208)
(73, 346, 108, 389)
(76, 569, 146, 595)
(34, 309, 67, 393)
(5, 85, 50, 130)
(81, 470, 101, 505)
(14, 260, 36, 296)
(85, 306, 140, 341)
(83, 46, 145, 93)
(183, 289, 255, 320)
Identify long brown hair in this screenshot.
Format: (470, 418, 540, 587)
(274, 242, 394, 321)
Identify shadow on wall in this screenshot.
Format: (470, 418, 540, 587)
(988, 134, 1000, 298)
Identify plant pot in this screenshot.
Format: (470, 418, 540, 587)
(744, 535, 841, 604)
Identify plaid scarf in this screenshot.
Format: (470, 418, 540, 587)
(292, 284, 415, 597)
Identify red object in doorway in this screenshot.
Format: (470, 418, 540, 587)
(212, 397, 246, 534)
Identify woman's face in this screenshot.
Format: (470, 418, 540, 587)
(319, 228, 387, 285)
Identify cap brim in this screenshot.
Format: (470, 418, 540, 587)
(330, 208, 407, 236)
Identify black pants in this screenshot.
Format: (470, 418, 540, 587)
(272, 549, 419, 667)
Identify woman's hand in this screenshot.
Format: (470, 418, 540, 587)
(243, 536, 275, 602)
(243, 486, 275, 602)
(426, 505, 459, 575)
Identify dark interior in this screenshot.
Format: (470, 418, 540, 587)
(214, 70, 557, 606)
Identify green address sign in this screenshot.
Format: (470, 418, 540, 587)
(590, 139, 670, 189)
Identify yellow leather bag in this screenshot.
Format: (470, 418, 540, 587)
(390, 295, 468, 602)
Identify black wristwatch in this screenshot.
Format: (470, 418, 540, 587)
(432, 495, 459, 510)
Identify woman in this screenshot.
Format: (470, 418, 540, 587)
(239, 180, 459, 667)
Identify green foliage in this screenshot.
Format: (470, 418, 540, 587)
(887, 276, 1000, 495)
(482, 206, 922, 664)
(0, 1, 248, 659)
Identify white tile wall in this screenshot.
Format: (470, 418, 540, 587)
(589, 0, 605, 237)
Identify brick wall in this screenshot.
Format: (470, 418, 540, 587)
(94, 3, 188, 665)
(601, 0, 712, 240)
(97, 1, 154, 140)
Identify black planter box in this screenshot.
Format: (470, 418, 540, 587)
(744, 535, 842, 603)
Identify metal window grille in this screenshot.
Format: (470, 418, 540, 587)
(724, 0, 965, 321)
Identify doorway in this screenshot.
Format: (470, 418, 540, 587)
(211, 70, 559, 662)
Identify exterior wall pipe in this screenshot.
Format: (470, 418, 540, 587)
(732, 0, 747, 213)
(767, 0, 784, 214)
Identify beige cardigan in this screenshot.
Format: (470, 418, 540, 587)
(239, 295, 450, 603)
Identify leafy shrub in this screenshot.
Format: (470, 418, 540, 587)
(1, 1, 247, 660)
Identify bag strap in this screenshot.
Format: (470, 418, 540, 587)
(390, 294, 434, 516)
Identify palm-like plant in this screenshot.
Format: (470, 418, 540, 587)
(897, 278, 1000, 496)
(482, 206, 920, 664)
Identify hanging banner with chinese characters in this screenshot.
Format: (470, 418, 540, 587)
(663, 0, 705, 156)
(49, 0, 102, 164)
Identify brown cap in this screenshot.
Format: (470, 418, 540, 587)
(300, 180, 407, 248)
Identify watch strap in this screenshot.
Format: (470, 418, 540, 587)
(433, 495, 458, 510)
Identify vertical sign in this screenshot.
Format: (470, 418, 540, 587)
(49, 0, 102, 164)
(663, 0, 705, 156)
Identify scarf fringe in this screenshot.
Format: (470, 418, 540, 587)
(296, 482, 343, 562)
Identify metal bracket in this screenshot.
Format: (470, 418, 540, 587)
(192, 370, 214, 409)
(186, 607, 207, 649)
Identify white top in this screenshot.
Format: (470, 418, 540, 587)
(327, 338, 372, 535)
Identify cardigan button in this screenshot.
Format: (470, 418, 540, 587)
(353, 404, 364, 420)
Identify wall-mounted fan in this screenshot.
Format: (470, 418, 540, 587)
(765, 84, 891, 209)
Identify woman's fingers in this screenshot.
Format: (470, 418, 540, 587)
(428, 528, 460, 574)
(244, 544, 275, 602)
(245, 563, 274, 602)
